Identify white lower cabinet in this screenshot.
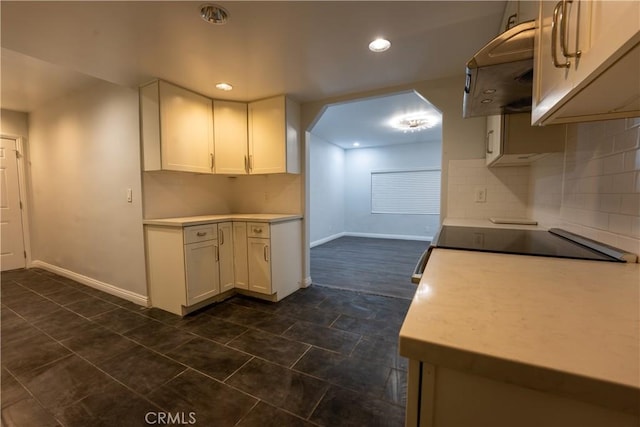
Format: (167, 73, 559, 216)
(232, 222, 249, 290)
(217, 222, 235, 292)
(145, 218, 302, 315)
(184, 239, 219, 305)
(145, 224, 221, 316)
(247, 237, 271, 294)
(406, 361, 638, 427)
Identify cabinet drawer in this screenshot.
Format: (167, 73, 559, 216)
(184, 224, 217, 244)
(247, 222, 270, 238)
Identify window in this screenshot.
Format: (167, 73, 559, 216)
(371, 169, 440, 214)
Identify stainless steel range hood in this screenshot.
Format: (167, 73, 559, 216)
(463, 20, 535, 118)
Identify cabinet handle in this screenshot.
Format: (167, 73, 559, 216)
(551, 1, 571, 68)
(244, 155, 248, 173)
(254, 227, 262, 234)
(216, 245, 219, 261)
(219, 229, 224, 245)
(249, 155, 254, 171)
(209, 153, 214, 170)
(505, 13, 517, 31)
(559, 0, 581, 59)
(485, 130, 494, 154)
(196, 231, 207, 237)
(264, 245, 269, 262)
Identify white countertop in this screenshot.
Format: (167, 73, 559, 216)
(143, 213, 302, 227)
(399, 248, 640, 412)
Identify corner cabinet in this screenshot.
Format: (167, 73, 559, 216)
(145, 218, 303, 315)
(532, 0, 640, 125)
(485, 113, 565, 167)
(140, 80, 214, 173)
(248, 96, 300, 174)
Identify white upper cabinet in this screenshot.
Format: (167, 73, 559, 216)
(500, 0, 538, 31)
(248, 95, 300, 174)
(532, 0, 640, 125)
(213, 100, 248, 175)
(485, 113, 565, 167)
(140, 80, 214, 173)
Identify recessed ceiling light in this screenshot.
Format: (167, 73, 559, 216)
(200, 4, 229, 25)
(215, 82, 233, 91)
(353, 142, 360, 147)
(369, 38, 391, 52)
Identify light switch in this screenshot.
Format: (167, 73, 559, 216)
(127, 188, 133, 203)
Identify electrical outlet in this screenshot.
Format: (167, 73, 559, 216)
(474, 187, 487, 203)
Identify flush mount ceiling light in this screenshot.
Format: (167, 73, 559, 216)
(368, 38, 391, 52)
(390, 114, 439, 133)
(200, 4, 229, 24)
(215, 82, 233, 91)
(352, 142, 360, 147)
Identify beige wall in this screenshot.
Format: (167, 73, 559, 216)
(27, 81, 147, 296)
(530, 117, 640, 256)
(142, 172, 302, 219)
(1, 109, 28, 137)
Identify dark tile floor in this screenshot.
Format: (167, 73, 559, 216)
(1, 268, 410, 427)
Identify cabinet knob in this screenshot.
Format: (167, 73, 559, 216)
(196, 231, 207, 237)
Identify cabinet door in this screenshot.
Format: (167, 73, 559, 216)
(184, 240, 219, 305)
(218, 222, 235, 292)
(233, 222, 249, 290)
(248, 96, 286, 174)
(533, 1, 640, 124)
(214, 101, 248, 175)
(247, 237, 271, 294)
(159, 81, 214, 173)
(485, 115, 503, 166)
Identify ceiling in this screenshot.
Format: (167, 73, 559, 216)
(0, 1, 504, 147)
(311, 90, 442, 149)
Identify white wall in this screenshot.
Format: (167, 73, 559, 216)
(344, 141, 441, 239)
(27, 81, 147, 298)
(529, 117, 640, 256)
(309, 134, 345, 244)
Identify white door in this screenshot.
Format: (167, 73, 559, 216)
(0, 138, 26, 271)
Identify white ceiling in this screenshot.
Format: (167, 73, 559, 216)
(0, 1, 504, 146)
(311, 90, 442, 149)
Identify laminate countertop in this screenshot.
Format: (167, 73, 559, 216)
(143, 214, 302, 227)
(399, 248, 640, 414)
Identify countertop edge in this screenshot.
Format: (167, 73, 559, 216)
(143, 214, 303, 227)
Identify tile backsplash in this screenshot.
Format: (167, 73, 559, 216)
(530, 117, 640, 255)
(448, 117, 639, 256)
(447, 159, 530, 219)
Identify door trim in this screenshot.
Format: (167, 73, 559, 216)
(1, 135, 32, 268)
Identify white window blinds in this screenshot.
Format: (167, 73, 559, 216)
(371, 169, 441, 214)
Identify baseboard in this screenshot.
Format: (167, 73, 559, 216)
(30, 260, 149, 307)
(344, 232, 433, 242)
(310, 232, 346, 248)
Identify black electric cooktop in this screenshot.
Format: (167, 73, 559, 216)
(435, 226, 626, 262)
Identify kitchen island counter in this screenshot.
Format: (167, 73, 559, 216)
(399, 248, 639, 426)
